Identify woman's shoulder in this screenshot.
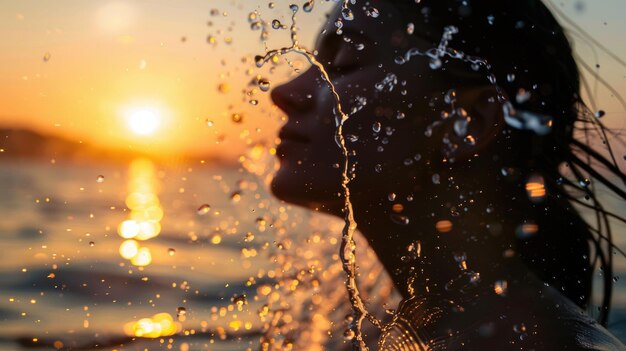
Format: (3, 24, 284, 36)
(459, 282, 626, 350)
(408, 280, 626, 350)
(530, 283, 626, 350)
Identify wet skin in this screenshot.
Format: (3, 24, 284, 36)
(271, 2, 625, 350)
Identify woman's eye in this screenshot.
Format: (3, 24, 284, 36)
(331, 46, 359, 71)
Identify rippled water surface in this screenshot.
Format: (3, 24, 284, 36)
(2, 159, 626, 350)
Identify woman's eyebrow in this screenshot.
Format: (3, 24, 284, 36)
(315, 27, 372, 53)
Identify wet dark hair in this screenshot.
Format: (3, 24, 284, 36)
(384, 0, 626, 325)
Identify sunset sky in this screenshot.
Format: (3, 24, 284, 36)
(0, 0, 624, 160)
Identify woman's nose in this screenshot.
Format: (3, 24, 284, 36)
(270, 69, 317, 115)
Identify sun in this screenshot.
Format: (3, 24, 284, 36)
(127, 108, 161, 136)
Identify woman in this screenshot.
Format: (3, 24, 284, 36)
(270, 0, 626, 349)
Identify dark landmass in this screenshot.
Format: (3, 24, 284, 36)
(0, 127, 232, 166)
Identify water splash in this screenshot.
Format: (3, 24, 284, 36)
(395, 25, 512, 107)
(377, 297, 443, 351)
(502, 102, 553, 135)
(255, 4, 379, 350)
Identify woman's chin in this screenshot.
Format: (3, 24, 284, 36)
(270, 167, 344, 214)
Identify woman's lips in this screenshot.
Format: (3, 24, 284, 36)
(276, 127, 311, 158)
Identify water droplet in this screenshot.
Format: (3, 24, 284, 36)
(341, 7, 354, 21)
(579, 178, 591, 187)
(250, 21, 262, 30)
(513, 324, 527, 334)
(406, 23, 415, 35)
(396, 111, 406, 120)
(454, 118, 469, 137)
(502, 102, 553, 135)
(272, 19, 282, 29)
(453, 251, 467, 264)
(595, 110, 605, 118)
(516, 89, 531, 104)
(218, 83, 230, 93)
(365, 7, 379, 18)
(444, 89, 457, 104)
(464, 135, 476, 146)
(432, 174, 440, 184)
(176, 306, 187, 321)
(390, 214, 410, 225)
(516, 222, 539, 239)
(355, 43, 365, 51)
(230, 191, 242, 202)
(43, 52, 51, 62)
(494, 280, 508, 296)
(487, 74, 497, 84)
(375, 164, 383, 173)
(388, 193, 396, 201)
(168, 248, 176, 256)
(507, 73, 516, 82)
(487, 14, 495, 25)
(254, 55, 265, 68)
(424, 125, 433, 137)
(429, 57, 442, 70)
(231, 294, 248, 306)
(258, 78, 271, 92)
(375, 73, 398, 92)
(372, 122, 381, 133)
(231, 113, 243, 123)
(303, 1, 314, 12)
(206, 119, 214, 127)
(289, 4, 299, 13)
(343, 328, 355, 340)
(89, 241, 95, 247)
(249, 99, 259, 105)
(346, 134, 359, 142)
(334, 19, 343, 35)
(96, 175, 105, 183)
(197, 204, 211, 215)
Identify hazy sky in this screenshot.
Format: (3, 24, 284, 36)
(0, 0, 624, 160)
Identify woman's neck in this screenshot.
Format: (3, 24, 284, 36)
(350, 177, 532, 299)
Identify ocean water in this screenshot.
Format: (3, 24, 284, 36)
(1, 158, 625, 350)
(0, 158, 301, 350)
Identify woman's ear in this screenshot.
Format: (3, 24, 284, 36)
(441, 85, 506, 161)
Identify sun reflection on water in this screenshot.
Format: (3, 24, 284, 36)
(116, 158, 162, 266)
(123, 312, 180, 338)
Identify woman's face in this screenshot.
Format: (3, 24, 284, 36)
(270, 3, 458, 211)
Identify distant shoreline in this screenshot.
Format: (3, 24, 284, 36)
(0, 127, 234, 167)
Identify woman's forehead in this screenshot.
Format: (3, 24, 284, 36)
(315, 1, 438, 50)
